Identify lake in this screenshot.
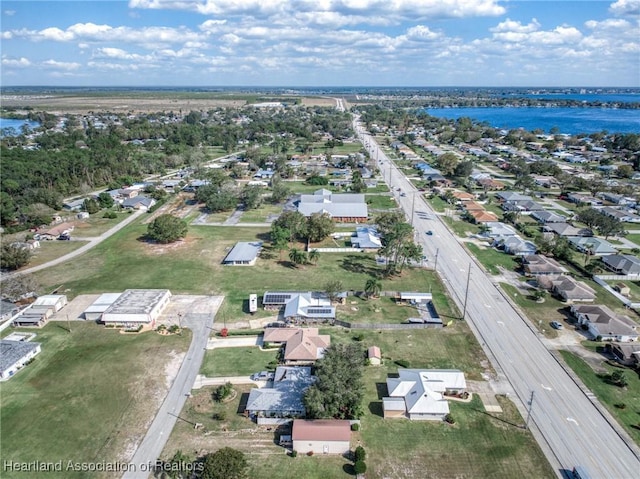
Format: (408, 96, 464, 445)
(0, 118, 41, 136)
(423, 107, 640, 135)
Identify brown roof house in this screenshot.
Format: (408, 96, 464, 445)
(291, 419, 351, 455)
(522, 255, 569, 277)
(537, 276, 596, 303)
(263, 327, 330, 364)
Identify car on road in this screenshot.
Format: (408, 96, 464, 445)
(425, 230, 433, 236)
(57, 234, 71, 240)
(400, 192, 406, 197)
(550, 321, 564, 330)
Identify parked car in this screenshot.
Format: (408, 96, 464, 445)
(550, 321, 564, 330)
(57, 234, 71, 241)
(251, 371, 274, 381)
(425, 230, 433, 236)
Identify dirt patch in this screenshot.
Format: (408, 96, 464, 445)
(164, 349, 185, 389)
(145, 237, 194, 255)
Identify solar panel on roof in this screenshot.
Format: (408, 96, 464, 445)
(264, 293, 292, 304)
(307, 308, 333, 314)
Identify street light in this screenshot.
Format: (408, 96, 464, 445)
(462, 264, 472, 320)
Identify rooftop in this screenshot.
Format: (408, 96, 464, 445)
(0, 340, 41, 372)
(103, 289, 170, 315)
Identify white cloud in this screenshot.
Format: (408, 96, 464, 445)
(491, 18, 540, 34)
(92, 47, 151, 61)
(2, 57, 31, 67)
(609, 0, 640, 17)
(405, 25, 440, 41)
(42, 59, 81, 70)
(4, 9, 15, 16)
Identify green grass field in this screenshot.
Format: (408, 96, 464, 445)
(238, 203, 283, 223)
(365, 194, 397, 210)
(559, 351, 640, 445)
(466, 243, 518, 275)
(0, 323, 191, 479)
(201, 347, 278, 376)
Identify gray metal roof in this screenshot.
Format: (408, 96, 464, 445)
(222, 241, 263, 264)
(0, 340, 41, 372)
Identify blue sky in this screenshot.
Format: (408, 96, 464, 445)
(1, 1, 639, 87)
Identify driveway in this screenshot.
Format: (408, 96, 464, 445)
(207, 335, 262, 349)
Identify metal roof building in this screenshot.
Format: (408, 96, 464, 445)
(1, 340, 42, 380)
(222, 241, 263, 266)
(297, 189, 368, 222)
(101, 289, 171, 327)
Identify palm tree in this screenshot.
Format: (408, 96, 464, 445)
(364, 278, 382, 299)
(288, 248, 307, 267)
(308, 249, 320, 265)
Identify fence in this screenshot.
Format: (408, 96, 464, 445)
(334, 319, 443, 330)
(309, 247, 363, 253)
(593, 275, 640, 310)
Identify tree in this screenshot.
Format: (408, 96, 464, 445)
(308, 249, 320, 265)
(305, 174, 329, 185)
(376, 212, 421, 274)
(97, 192, 115, 209)
(514, 175, 535, 194)
(288, 248, 307, 267)
(304, 343, 366, 419)
(1, 243, 32, 271)
(270, 225, 290, 260)
(354, 446, 366, 462)
(147, 214, 188, 243)
(273, 210, 307, 243)
(0, 274, 39, 301)
(306, 212, 334, 243)
(436, 152, 459, 176)
(364, 278, 381, 299)
(83, 198, 100, 214)
(354, 461, 367, 475)
(200, 448, 247, 479)
(270, 176, 291, 203)
(160, 450, 193, 479)
(610, 370, 628, 388)
(351, 170, 366, 193)
(240, 184, 263, 210)
(324, 279, 344, 303)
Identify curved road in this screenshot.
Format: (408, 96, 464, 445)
(354, 116, 640, 479)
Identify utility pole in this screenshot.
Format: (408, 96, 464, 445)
(433, 247, 439, 272)
(411, 192, 416, 226)
(525, 391, 535, 430)
(462, 263, 471, 320)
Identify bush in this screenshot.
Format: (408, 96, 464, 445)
(354, 460, 367, 475)
(103, 210, 117, 219)
(444, 413, 455, 424)
(614, 403, 626, 409)
(351, 423, 360, 431)
(213, 382, 234, 402)
(306, 451, 314, 456)
(352, 333, 364, 342)
(354, 446, 366, 462)
(290, 450, 297, 458)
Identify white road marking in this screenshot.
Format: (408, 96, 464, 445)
(566, 417, 579, 425)
(541, 384, 553, 391)
(496, 320, 504, 326)
(484, 304, 492, 308)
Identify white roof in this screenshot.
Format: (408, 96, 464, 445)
(32, 295, 66, 306)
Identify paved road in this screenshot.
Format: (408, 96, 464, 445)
(123, 296, 223, 479)
(354, 117, 640, 478)
(2, 209, 146, 279)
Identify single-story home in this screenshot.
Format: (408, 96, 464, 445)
(263, 327, 330, 364)
(481, 222, 518, 239)
(0, 339, 42, 380)
(521, 255, 568, 276)
(537, 276, 596, 303)
(531, 210, 567, 224)
(245, 366, 315, 425)
(262, 291, 336, 323)
(297, 189, 368, 223)
(494, 236, 537, 256)
(222, 241, 263, 266)
(567, 237, 618, 256)
(291, 419, 351, 455)
(543, 223, 593, 238)
(0, 300, 20, 321)
(468, 210, 499, 224)
(571, 304, 638, 342)
(606, 343, 640, 366)
(600, 207, 640, 224)
(122, 196, 156, 210)
(383, 369, 466, 421)
(350, 226, 382, 250)
(37, 222, 75, 240)
(601, 254, 640, 276)
(101, 289, 171, 328)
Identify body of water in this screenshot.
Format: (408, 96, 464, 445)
(423, 107, 640, 135)
(0, 118, 41, 136)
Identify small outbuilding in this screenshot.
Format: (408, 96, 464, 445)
(368, 346, 382, 366)
(291, 419, 351, 455)
(222, 241, 263, 266)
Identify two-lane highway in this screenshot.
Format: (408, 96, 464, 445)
(354, 116, 640, 478)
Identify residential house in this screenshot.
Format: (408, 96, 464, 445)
(245, 366, 316, 424)
(521, 255, 569, 276)
(601, 193, 636, 206)
(468, 210, 499, 224)
(567, 193, 602, 206)
(451, 191, 476, 203)
(494, 236, 537, 256)
(62, 199, 86, 211)
(481, 222, 518, 239)
(368, 346, 382, 366)
(222, 241, 263, 266)
(532, 175, 559, 188)
(0, 301, 20, 322)
(567, 237, 618, 256)
(537, 276, 596, 303)
(297, 189, 368, 223)
(262, 291, 336, 323)
(263, 327, 330, 364)
(118, 188, 138, 199)
(350, 226, 382, 251)
(37, 222, 75, 240)
(531, 210, 567, 224)
(122, 196, 156, 210)
(601, 255, 640, 276)
(291, 420, 351, 455)
(477, 178, 505, 190)
(570, 304, 638, 342)
(600, 207, 640, 224)
(502, 199, 545, 214)
(496, 192, 532, 204)
(606, 343, 640, 366)
(0, 340, 42, 380)
(543, 223, 593, 238)
(383, 369, 466, 421)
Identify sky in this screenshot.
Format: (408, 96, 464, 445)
(1, 0, 639, 87)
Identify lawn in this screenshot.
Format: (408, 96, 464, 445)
(499, 283, 563, 338)
(71, 212, 131, 237)
(559, 351, 640, 445)
(425, 195, 448, 213)
(442, 216, 480, 238)
(624, 234, 640, 248)
(238, 203, 283, 223)
(0, 322, 191, 479)
(466, 243, 518, 275)
(200, 347, 278, 377)
(365, 194, 397, 210)
(22, 240, 88, 269)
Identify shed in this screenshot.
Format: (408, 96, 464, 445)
(222, 241, 263, 266)
(32, 294, 68, 312)
(292, 419, 351, 455)
(614, 283, 631, 296)
(368, 346, 382, 366)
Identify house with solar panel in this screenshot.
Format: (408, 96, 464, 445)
(262, 291, 336, 324)
(297, 189, 368, 223)
(222, 241, 263, 266)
